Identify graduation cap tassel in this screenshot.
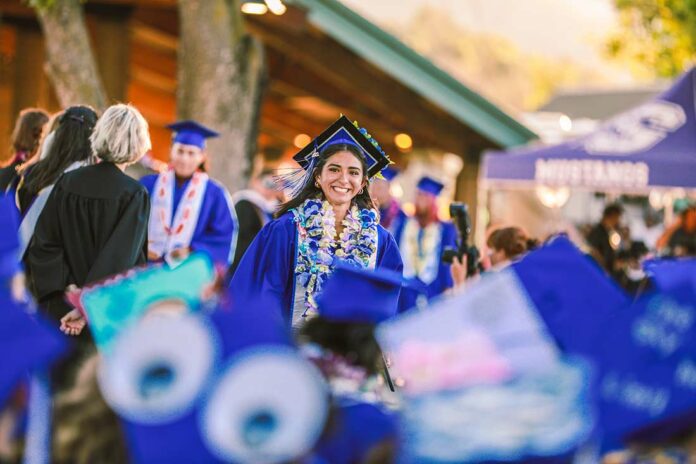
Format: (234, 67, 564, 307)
(274, 149, 321, 198)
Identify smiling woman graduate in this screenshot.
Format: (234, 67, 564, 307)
(230, 116, 403, 329)
(140, 121, 238, 268)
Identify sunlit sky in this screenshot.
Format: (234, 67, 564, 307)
(340, 0, 619, 68)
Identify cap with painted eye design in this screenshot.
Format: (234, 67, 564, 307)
(98, 313, 218, 424)
(201, 347, 329, 464)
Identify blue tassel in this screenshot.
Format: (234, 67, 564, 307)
(274, 149, 321, 198)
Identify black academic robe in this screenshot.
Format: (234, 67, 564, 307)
(230, 199, 266, 275)
(26, 162, 149, 322)
(0, 160, 21, 194)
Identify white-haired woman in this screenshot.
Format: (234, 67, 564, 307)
(26, 103, 151, 389)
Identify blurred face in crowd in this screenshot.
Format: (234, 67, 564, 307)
(252, 174, 285, 203)
(170, 143, 205, 178)
(369, 178, 392, 208)
(489, 247, 508, 267)
(414, 190, 437, 218)
(315, 150, 366, 208)
(604, 212, 622, 230)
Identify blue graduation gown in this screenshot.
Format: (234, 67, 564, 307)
(379, 202, 407, 241)
(229, 213, 403, 323)
(141, 174, 237, 266)
(312, 399, 398, 464)
(0, 194, 20, 279)
(397, 219, 457, 312)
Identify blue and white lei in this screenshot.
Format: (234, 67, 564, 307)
(292, 198, 379, 317)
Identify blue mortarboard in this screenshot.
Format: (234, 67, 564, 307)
(416, 176, 445, 196)
(511, 236, 629, 356)
(0, 194, 20, 280)
(644, 258, 696, 293)
(0, 293, 67, 407)
(167, 120, 219, 150)
(315, 263, 403, 324)
(292, 115, 390, 179)
(100, 293, 329, 463)
(381, 166, 399, 182)
(591, 282, 696, 446)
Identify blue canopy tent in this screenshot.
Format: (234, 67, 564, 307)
(482, 68, 696, 191)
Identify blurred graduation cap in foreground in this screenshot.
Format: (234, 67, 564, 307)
(99, 294, 329, 463)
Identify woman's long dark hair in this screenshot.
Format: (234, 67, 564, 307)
(21, 106, 98, 195)
(300, 317, 383, 375)
(275, 144, 376, 218)
(10, 108, 49, 158)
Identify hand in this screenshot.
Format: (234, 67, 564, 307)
(148, 250, 161, 261)
(170, 247, 191, 261)
(450, 255, 468, 288)
(60, 308, 86, 336)
(10, 272, 28, 303)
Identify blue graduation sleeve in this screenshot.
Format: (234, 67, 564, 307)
(313, 400, 398, 464)
(190, 181, 237, 266)
(139, 174, 157, 195)
(376, 225, 403, 275)
(228, 214, 296, 321)
(0, 194, 20, 279)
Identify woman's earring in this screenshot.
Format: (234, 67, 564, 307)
(359, 188, 364, 194)
(315, 181, 320, 188)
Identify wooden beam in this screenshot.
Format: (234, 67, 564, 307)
(126, 81, 174, 126)
(248, 21, 475, 155)
(131, 20, 177, 53)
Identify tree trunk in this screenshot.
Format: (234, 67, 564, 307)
(33, 0, 107, 111)
(177, 0, 267, 192)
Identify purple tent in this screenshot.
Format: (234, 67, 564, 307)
(483, 68, 696, 190)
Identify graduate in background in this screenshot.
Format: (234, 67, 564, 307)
(369, 166, 406, 240)
(230, 116, 403, 329)
(0, 108, 49, 193)
(229, 168, 284, 275)
(141, 121, 238, 268)
(398, 176, 457, 311)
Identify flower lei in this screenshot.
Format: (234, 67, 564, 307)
(292, 198, 378, 318)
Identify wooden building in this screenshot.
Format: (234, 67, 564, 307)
(0, 0, 536, 221)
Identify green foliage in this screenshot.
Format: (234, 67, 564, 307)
(387, 7, 610, 112)
(607, 0, 696, 77)
(25, 0, 88, 12)
(25, 0, 57, 10)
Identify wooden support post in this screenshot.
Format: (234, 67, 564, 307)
(455, 147, 482, 241)
(89, 5, 133, 103)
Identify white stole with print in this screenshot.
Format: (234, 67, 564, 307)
(400, 218, 442, 285)
(148, 169, 209, 264)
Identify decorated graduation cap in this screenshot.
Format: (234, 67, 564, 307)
(77, 253, 216, 354)
(416, 176, 445, 196)
(167, 120, 219, 150)
(280, 116, 391, 197)
(0, 293, 66, 407)
(99, 293, 329, 463)
(315, 263, 403, 324)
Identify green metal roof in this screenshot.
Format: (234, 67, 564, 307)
(288, 0, 538, 148)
